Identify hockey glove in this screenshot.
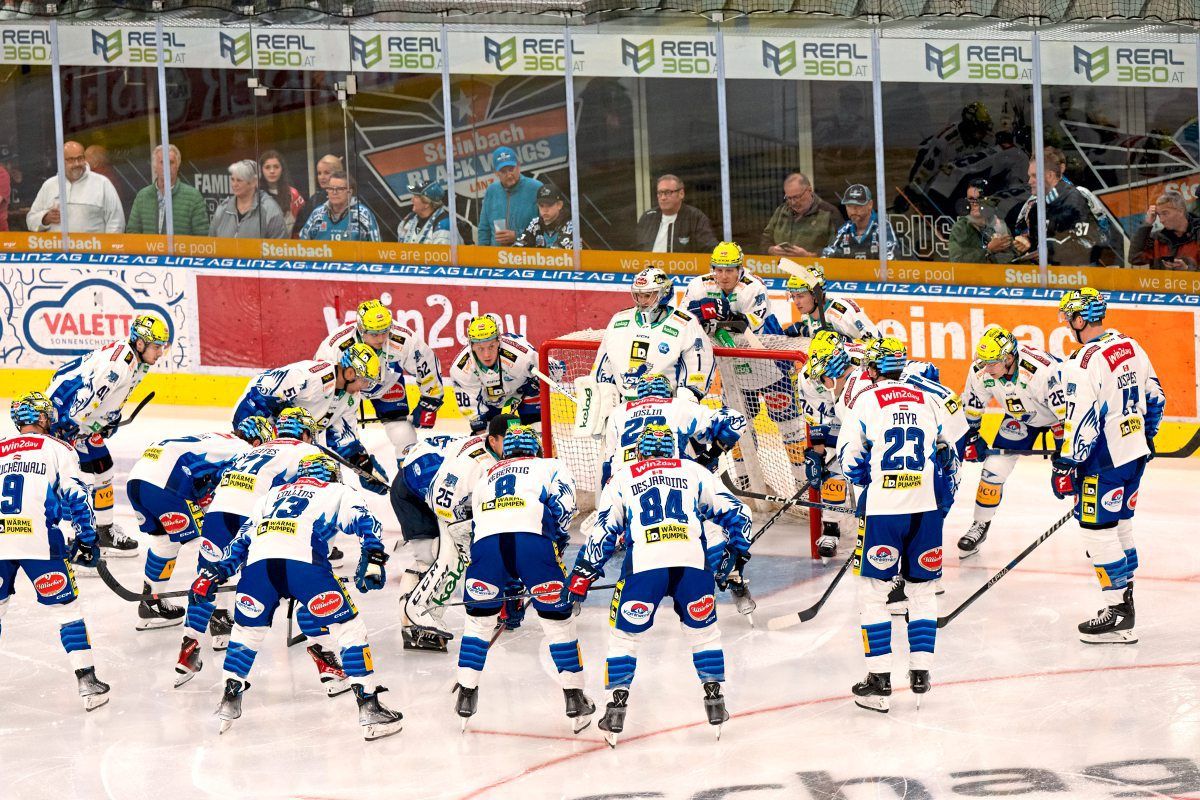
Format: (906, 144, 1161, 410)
(467, 414, 488, 435)
(96, 421, 118, 440)
(355, 547, 389, 593)
(804, 448, 827, 486)
(1146, 431, 1157, 461)
(782, 321, 806, 338)
(189, 566, 223, 605)
(412, 396, 441, 429)
(567, 563, 599, 604)
(962, 428, 989, 463)
(51, 417, 81, 443)
(1050, 457, 1079, 499)
(348, 451, 389, 496)
(68, 534, 101, 568)
(714, 548, 750, 590)
(688, 296, 731, 324)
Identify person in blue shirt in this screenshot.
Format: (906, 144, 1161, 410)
(299, 171, 382, 242)
(477, 146, 541, 247)
(822, 184, 897, 260)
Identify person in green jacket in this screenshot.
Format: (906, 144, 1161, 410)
(125, 145, 210, 236)
(947, 180, 1014, 264)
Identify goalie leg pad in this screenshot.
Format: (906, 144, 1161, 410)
(404, 521, 471, 631)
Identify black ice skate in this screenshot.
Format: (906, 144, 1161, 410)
(75, 667, 111, 711)
(306, 644, 350, 697)
(402, 624, 451, 653)
(328, 545, 346, 568)
(563, 688, 596, 734)
(174, 635, 203, 687)
(958, 520, 990, 558)
(98, 523, 138, 558)
(1078, 599, 1137, 644)
(209, 610, 233, 651)
(355, 684, 404, 741)
(909, 670, 931, 709)
(453, 683, 478, 731)
(702, 681, 730, 739)
(598, 688, 629, 748)
(816, 521, 841, 560)
(136, 582, 185, 630)
(727, 573, 756, 620)
(852, 672, 892, 713)
(217, 677, 248, 734)
(886, 578, 908, 617)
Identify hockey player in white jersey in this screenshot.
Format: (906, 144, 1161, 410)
(453, 426, 596, 732)
(189, 453, 402, 739)
(958, 326, 1066, 557)
(0, 392, 110, 711)
(780, 262, 878, 341)
(449, 316, 561, 434)
(591, 266, 714, 401)
(682, 242, 784, 337)
(125, 416, 275, 630)
(568, 423, 753, 745)
(838, 338, 957, 712)
(1052, 288, 1164, 644)
(233, 342, 389, 490)
(46, 313, 172, 558)
(314, 299, 445, 461)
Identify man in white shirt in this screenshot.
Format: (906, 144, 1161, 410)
(634, 174, 717, 254)
(28, 141, 125, 234)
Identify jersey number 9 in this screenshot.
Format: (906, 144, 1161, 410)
(1, 474, 23, 514)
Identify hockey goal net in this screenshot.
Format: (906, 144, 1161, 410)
(538, 330, 822, 558)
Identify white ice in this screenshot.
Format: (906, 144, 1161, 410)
(1, 406, 1199, 800)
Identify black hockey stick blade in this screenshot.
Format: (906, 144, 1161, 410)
(766, 552, 854, 630)
(1161, 425, 1200, 459)
(937, 508, 1075, 629)
(314, 443, 389, 488)
(285, 599, 309, 647)
(115, 391, 155, 431)
(96, 559, 235, 602)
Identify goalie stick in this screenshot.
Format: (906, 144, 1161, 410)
(534, 368, 576, 400)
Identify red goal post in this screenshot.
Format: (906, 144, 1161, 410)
(538, 330, 823, 558)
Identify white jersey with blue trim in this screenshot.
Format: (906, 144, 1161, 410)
(449, 334, 540, 426)
(46, 339, 149, 434)
(838, 380, 944, 516)
(962, 344, 1065, 430)
(236, 359, 361, 452)
(207, 438, 323, 518)
(682, 273, 781, 335)
(1060, 330, 1165, 469)
(127, 432, 252, 497)
(904, 374, 970, 450)
(584, 457, 751, 574)
(231, 477, 382, 567)
(471, 456, 577, 544)
(804, 354, 938, 441)
(792, 294, 879, 342)
(315, 320, 444, 405)
(592, 306, 715, 401)
(426, 434, 496, 525)
(0, 433, 93, 560)
(398, 434, 461, 498)
(603, 396, 745, 480)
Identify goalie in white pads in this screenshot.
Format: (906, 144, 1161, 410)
(189, 453, 402, 740)
(453, 425, 595, 733)
(314, 299, 445, 461)
(1, 392, 110, 711)
(568, 423, 753, 745)
(958, 325, 1066, 557)
(780, 262, 878, 341)
(46, 313, 172, 558)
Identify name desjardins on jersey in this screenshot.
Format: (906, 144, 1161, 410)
(631, 474, 688, 494)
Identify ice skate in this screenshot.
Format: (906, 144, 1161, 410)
(208, 610, 233, 651)
(328, 545, 345, 568)
(454, 683, 478, 731)
(727, 573, 756, 621)
(852, 672, 891, 713)
(958, 520, 990, 558)
(886, 578, 907, 617)
(816, 521, 840, 560)
(597, 688, 629, 748)
(98, 523, 138, 558)
(306, 643, 350, 697)
(135, 584, 184, 630)
(174, 635, 203, 687)
(1078, 599, 1137, 644)
(216, 677, 248, 734)
(563, 688, 596, 734)
(402, 624, 452, 653)
(909, 669, 930, 708)
(75, 667, 110, 711)
(355, 684, 403, 740)
(702, 681, 729, 739)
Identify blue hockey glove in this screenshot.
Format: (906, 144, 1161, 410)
(189, 566, 223, 605)
(804, 448, 827, 486)
(782, 321, 806, 338)
(355, 546, 389, 593)
(1050, 457, 1079, 499)
(687, 296, 730, 324)
(714, 548, 750, 590)
(68, 534, 101, 568)
(412, 396, 441, 429)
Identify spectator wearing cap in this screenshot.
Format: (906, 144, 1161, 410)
(477, 146, 541, 247)
(126, 144, 209, 236)
(515, 184, 575, 249)
(299, 170, 382, 242)
(760, 172, 843, 256)
(209, 159, 287, 239)
(635, 174, 717, 254)
(1130, 189, 1200, 270)
(947, 179, 1013, 264)
(822, 183, 896, 260)
(28, 140, 125, 233)
(397, 179, 452, 245)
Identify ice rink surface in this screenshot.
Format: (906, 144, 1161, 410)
(1, 406, 1198, 800)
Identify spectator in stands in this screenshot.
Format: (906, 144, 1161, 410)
(299, 170, 381, 242)
(0, 143, 12, 232)
(516, 184, 575, 249)
(28, 140, 124, 233)
(822, 184, 895, 260)
(478, 146, 541, 247)
(397, 179, 451, 245)
(635, 174, 717, 253)
(126, 145, 209, 236)
(760, 172, 843, 256)
(292, 153, 343, 237)
(1012, 147, 1109, 265)
(259, 150, 305, 232)
(947, 179, 1013, 264)
(1130, 190, 1200, 270)
(209, 159, 287, 239)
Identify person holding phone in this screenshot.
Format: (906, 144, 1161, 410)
(947, 180, 1013, 264)
(1130, 189, 1200, 271)
(760, 172, 843, 257)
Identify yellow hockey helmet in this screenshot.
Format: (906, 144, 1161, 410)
(804, 330, 850, 381)
(356, 299, 393, 336)
(130, 314, 170, 347)
(276, 407, 322, 440)
(710, 241, 745, 272)
(467, 315, 500, 344)
(340, 342, 382, 386)
(10, 390, 55, 428)
(784, 262, 826, 295)
(975, 326, 1018, 365)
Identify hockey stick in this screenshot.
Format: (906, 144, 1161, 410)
(114, 391, 155, 431)
(748, 481, 815, 546)
(534, 368, 576, 401)
(936, 508, 1075, 629)
(285, 599, 308, 647)
(436, 582, 619, 609)
(765, 551, 855, 630)
(313, 443, 389, 489)
(96, 560, 235, 602)
(719, 471, 847, 520)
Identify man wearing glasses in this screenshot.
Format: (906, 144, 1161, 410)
(28, 141, 125, 233)
(299, 171, 382, 242)
(635, 174, 717, 254)
(760, 172, 843, 257)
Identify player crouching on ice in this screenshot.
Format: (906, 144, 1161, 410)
(568, 423, 752, 746)
(452, 425, 595, 733)
(189, 453, 401, 739)
(0, 392, 111, 711)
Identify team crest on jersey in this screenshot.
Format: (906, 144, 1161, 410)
(620, 600, 654, 625)
(158, 512, 191, 535)
(866, 545, 899, 569)
(1101, 487, 1125, 513)
(236, 593, 266, 618)
(687, 595, 715, 621)
(530, 580, 564, 604)
(658, 342, 670, 354)
(34, 571, 69, 598)
(466, 579, 499, 600)
(199, 538, 223, 561)
(918, 547, 943, 571)
(308, 591, 344, 617)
